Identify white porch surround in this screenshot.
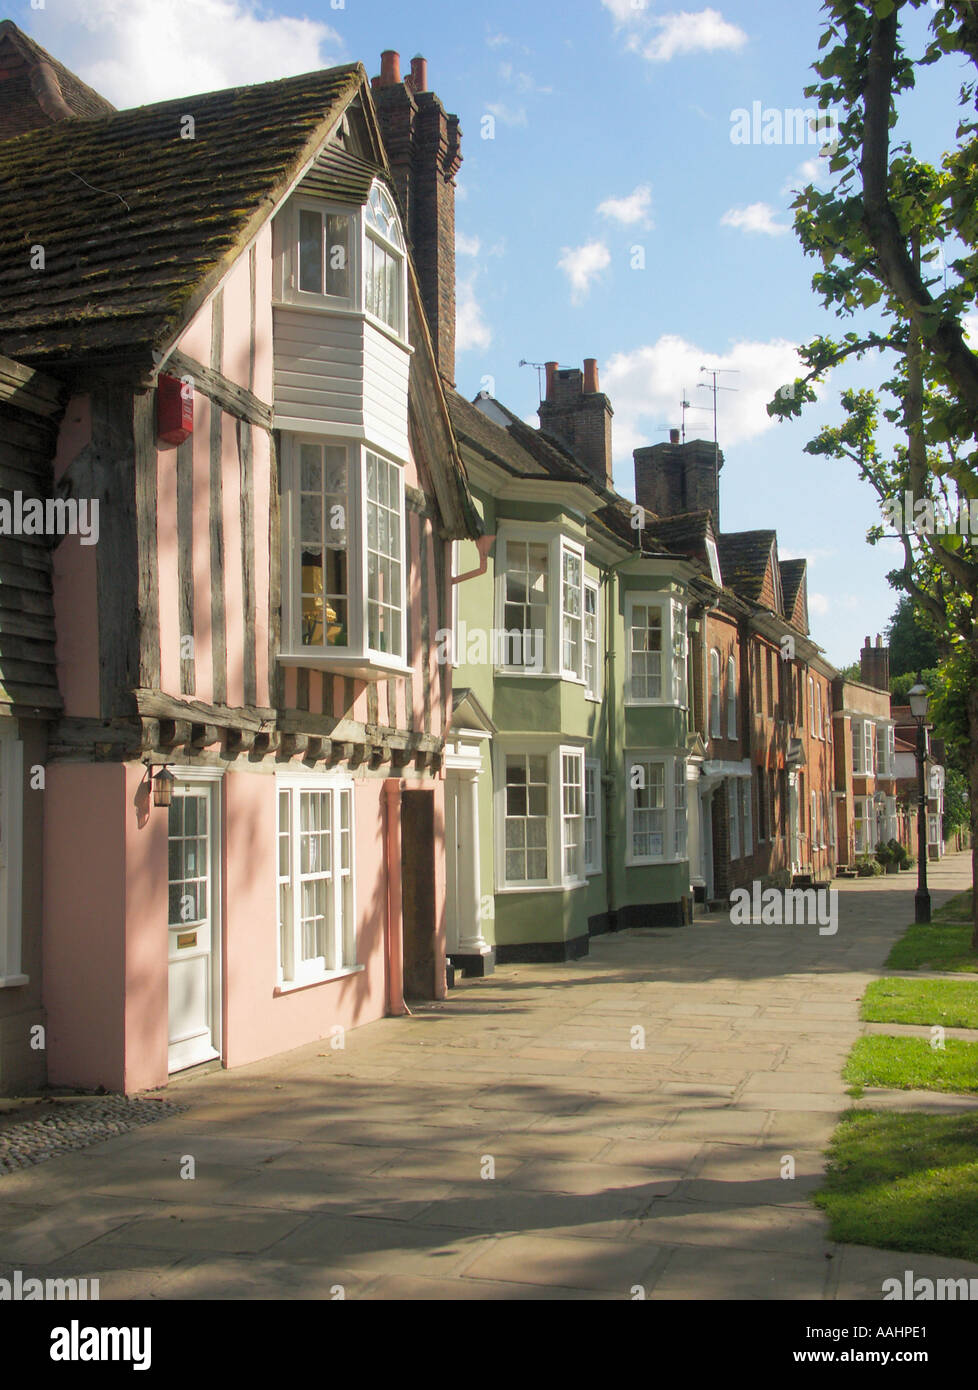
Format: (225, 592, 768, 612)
(444, 709, 494, 975)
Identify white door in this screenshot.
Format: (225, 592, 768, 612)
(167, 783, 221, 1072)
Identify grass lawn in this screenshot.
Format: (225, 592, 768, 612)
(885, 918, 978, 974)
(935, 890, 973, 923)
(814, 1110, 978, 1262)
(844, 1035, 978, 1093)
(862, 977, 978, 1029)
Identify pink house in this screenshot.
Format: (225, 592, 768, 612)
(0, 25, 479, 1091)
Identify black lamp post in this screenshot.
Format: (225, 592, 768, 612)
(908, 682, 931, 924)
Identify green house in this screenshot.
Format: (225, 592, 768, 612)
(442, 364, 700, 968)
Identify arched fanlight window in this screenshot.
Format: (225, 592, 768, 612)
(365, 182, 404, 250)
(364, 181, 406, 335)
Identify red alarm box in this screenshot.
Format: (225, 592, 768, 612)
(157, 373, 193, 445)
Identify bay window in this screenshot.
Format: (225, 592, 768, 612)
(498, 745, 586, 889)
(499, 536, 549, 672)
(625, 596, 687, 707)
(363, 183, 405, 336)
(281, 436, 407, 675)
(277, 779, 356, 986)
(560, 543, 584, 679)
(584, 579, 600, 699)
(584, 760, 602, 875)
(280, 180, 406, 341)
(626, 754, 688, 865)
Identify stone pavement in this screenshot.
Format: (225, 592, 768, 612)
(1, 853, 976, 1300)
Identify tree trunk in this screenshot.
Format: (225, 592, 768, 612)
(968, 687, 978, 949)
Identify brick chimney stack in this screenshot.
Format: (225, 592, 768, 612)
(537, 360, 614, 489)
(371, 50, 462, 386)
(860, 634, 890, 692)
(633, 437, 724, 527)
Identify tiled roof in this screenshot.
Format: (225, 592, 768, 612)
(716, 530, 776, 604)
(642, 510, 714, 559)
(0, 64, 364, 368)
(447, 390, 584, 483)
(0, 21, 115, 141)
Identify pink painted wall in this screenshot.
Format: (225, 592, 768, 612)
(122, 760, 169, 1093)
(223, 771, 390, 1069)
(51, 396, 100, 718)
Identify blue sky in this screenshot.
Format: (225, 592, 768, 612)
(20, 0, 966, 668)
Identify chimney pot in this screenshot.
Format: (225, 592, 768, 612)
(409, 55, 428, 92)
(876, 634, 882, 647)
(669, 428, 680, 444)
(545, 361, 558, 400)
(379, 50, 401, 86)
(583, 358, 599, 393)
(863, 636, 871, 648)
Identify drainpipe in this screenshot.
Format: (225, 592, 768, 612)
(603, 558, 628, 931)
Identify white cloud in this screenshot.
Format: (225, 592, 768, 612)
(33, 0, 344, 107)
(965, 313, 978, 347)
(598, 184, 653, 228)
(456, 276, 492, 354)
(456, 232, 482, 258)
(485, 101, 528, 127)
(721, 202, 789, 236)
(602, 334, 816, 462)
(602, 4, 748, 63)
(557, 241, 611, 304)
(498, 62, 553, 95)
(781, 157, 830, 196)
(808, 593, 830, 617)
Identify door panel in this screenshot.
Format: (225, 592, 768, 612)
(167, 784, 220, 1072)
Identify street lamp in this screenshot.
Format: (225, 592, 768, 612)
(908, 681, 931, 923)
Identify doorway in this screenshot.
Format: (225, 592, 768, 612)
(400, 789, 438, 1000)
(167, 779, 222, 1072)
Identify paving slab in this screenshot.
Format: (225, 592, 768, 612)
(1, 852, 975, 1299)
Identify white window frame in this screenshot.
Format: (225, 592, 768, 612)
(0, 726, 25, 988)
(284, 195, 358, 311)
(625, 753, 687, 866)
(709, 648, 721, 736)
(277, 182, 408, 344)
(852, 719, 865, 775)
(276, 772, 361, 989)
(705, 535, 722, 585)
(584, 577, 601, 700)
(624, 594, 686, 708)
(280, 434, 409, 674)
(495, 743, 587, 891)
(727, 779, 741, 859)
(811, 789, 818, 849)
(809, 675, 816, 735)
(494, 525, 552, 676)
(726, 654, 737, 739)
(560, 748, 586, 885)
(559, 539, 586, 681)
(584, 759, 602, 875)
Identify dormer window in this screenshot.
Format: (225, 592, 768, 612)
(297, 207, 353, 300)
(277, 179, 407, 342)
(364, 182, 405, 336)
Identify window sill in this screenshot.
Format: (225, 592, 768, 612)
(0, 974, 28, 989)
(625, 856, 688, 869)
(496, 881, 588, 895)
(275, 963, 365, 995)
(279, 652, 413, 682)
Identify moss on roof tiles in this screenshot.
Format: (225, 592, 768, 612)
(0, 63, 365, 365)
